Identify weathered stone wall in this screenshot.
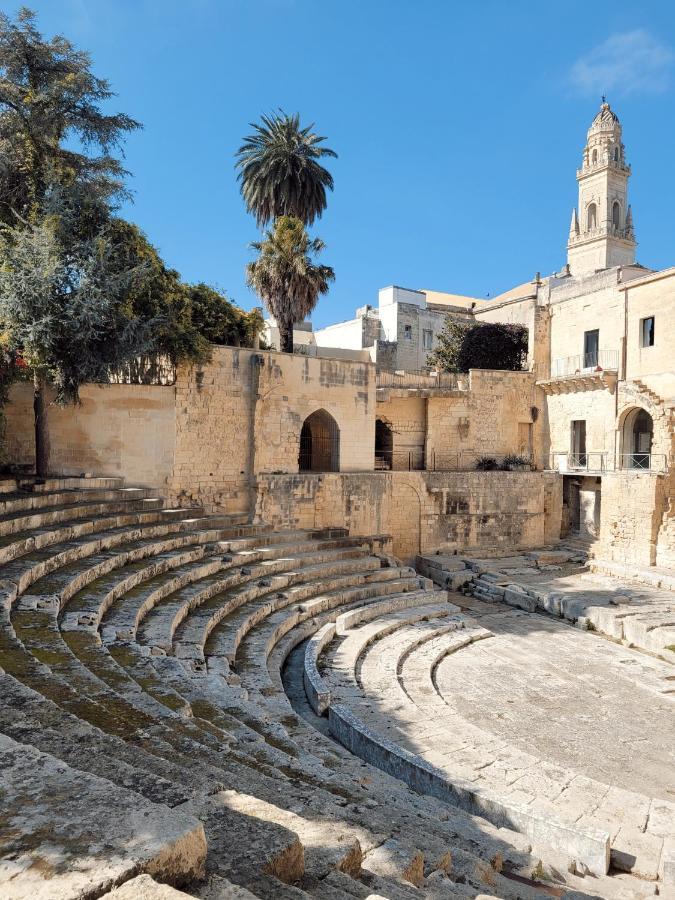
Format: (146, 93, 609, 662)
(170, 347, 375, 512)
(425, 370, 543, 467)
(255, 471, 560, 562)
(5, 382, 176, 487)
(596, 472, 668, 566)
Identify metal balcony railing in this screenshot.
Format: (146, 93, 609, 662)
(549, 452, 669, 474)
(550, 349, 619, 379)
(618, 453, 668, 473)
(375, 449, 426, 471)
(550, 452, 609, 473)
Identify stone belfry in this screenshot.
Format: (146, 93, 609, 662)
(567, 100, 636, 276)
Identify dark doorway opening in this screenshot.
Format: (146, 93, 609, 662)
(298, 409, 340, 472)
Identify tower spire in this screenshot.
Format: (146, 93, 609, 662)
(567, 100, 636, 276)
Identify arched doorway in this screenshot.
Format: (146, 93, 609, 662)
(375, 418, 393, 470)
(621, 407, 654, 469)
(298, 409, 340, 472)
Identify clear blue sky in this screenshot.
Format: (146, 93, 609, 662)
(12, 0, 675, 326)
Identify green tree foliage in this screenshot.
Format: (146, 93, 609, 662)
(187, 282, 264, 347)
(101, 219, 208, 365)
(0, 215, 160, 473)
(246, 217, 333, 353)
(236, 111, 337, 227)
(0, 8, 140, 228)
(457, 322, 528, 372)
(426, 316, 474, 372)
(428, 316, 528, 373)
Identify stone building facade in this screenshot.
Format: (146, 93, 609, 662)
(4, 347, 555, 562)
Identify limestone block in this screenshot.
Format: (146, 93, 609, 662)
(611, 826, 664, 880)
(0, 733, 207, 900)
(365, 839, 425, 887)
(100, 875, 195, 898)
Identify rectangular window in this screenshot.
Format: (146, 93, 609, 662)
(640, 316, 655, 347)
(422, 329, 433, 350)
(403, 324, 413, 341)
(583, 329, 599, 368)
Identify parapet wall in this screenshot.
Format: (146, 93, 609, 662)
(255, 471, 561, 562)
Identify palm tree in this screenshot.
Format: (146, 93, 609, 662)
(236, 111, 337, 227)
(246, 217, 334, 353)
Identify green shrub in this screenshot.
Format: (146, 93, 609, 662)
(475, 456, 499, 471)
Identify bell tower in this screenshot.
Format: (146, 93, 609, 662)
(567, 100, 636, 276)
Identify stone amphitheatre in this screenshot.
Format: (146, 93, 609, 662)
(0, 86, 674, 900)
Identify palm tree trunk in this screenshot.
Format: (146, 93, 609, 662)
(33, 371, 50, 478)
(279, 320, 294, 354)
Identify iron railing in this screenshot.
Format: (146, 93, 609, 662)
(550, 452, 669, 474)
(375, 450, 534, 472)
(376, 370, 468, 390)
(375, 449, 425, 471)
(550, 452, 609, 473)
(618, 453, 668, 473)
(550, 349, 619, 379)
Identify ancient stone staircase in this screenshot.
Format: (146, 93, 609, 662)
(0, 478, 669, 900)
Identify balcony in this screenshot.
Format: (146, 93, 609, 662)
(538, 350, 619, 394)
(550, 452, 668, 475)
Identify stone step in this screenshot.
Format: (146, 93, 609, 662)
(5, 521, 246, 604)
(0, 669, 193, 806)
(205, 566, 413, 677)
(0, 505, 225, 572)
(176, 554, 386, 667)
(0, 731, 207, 900)
(99, 875, 204, 899)
(97, 532, 324, 643)
(0, 484, 155, 517)
(235, 582, 427, 696)
(325, 615, 613, 877)
(170, 545, 381, 657)
(0, 492, 185, 538)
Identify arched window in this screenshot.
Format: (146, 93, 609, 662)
(614, 146, 620, 162)
(612, 201, 621, 230)
(592, 149, 598, 164)
(621, 407, 654, 469)
(298, 409, 340, 472)
(587, 203, 597, 231)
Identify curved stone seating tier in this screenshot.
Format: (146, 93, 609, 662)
(97, 529, 327, 643)
(307, 599, 675, 882)
(168, 544, 385, 665)
(0, 482, 668, 899)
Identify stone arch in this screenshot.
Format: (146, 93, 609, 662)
(298, 409, 340, 473)
(619, 406, 654, 469)
(587, 202, 597, 230)
(592, 148, 598, 164)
